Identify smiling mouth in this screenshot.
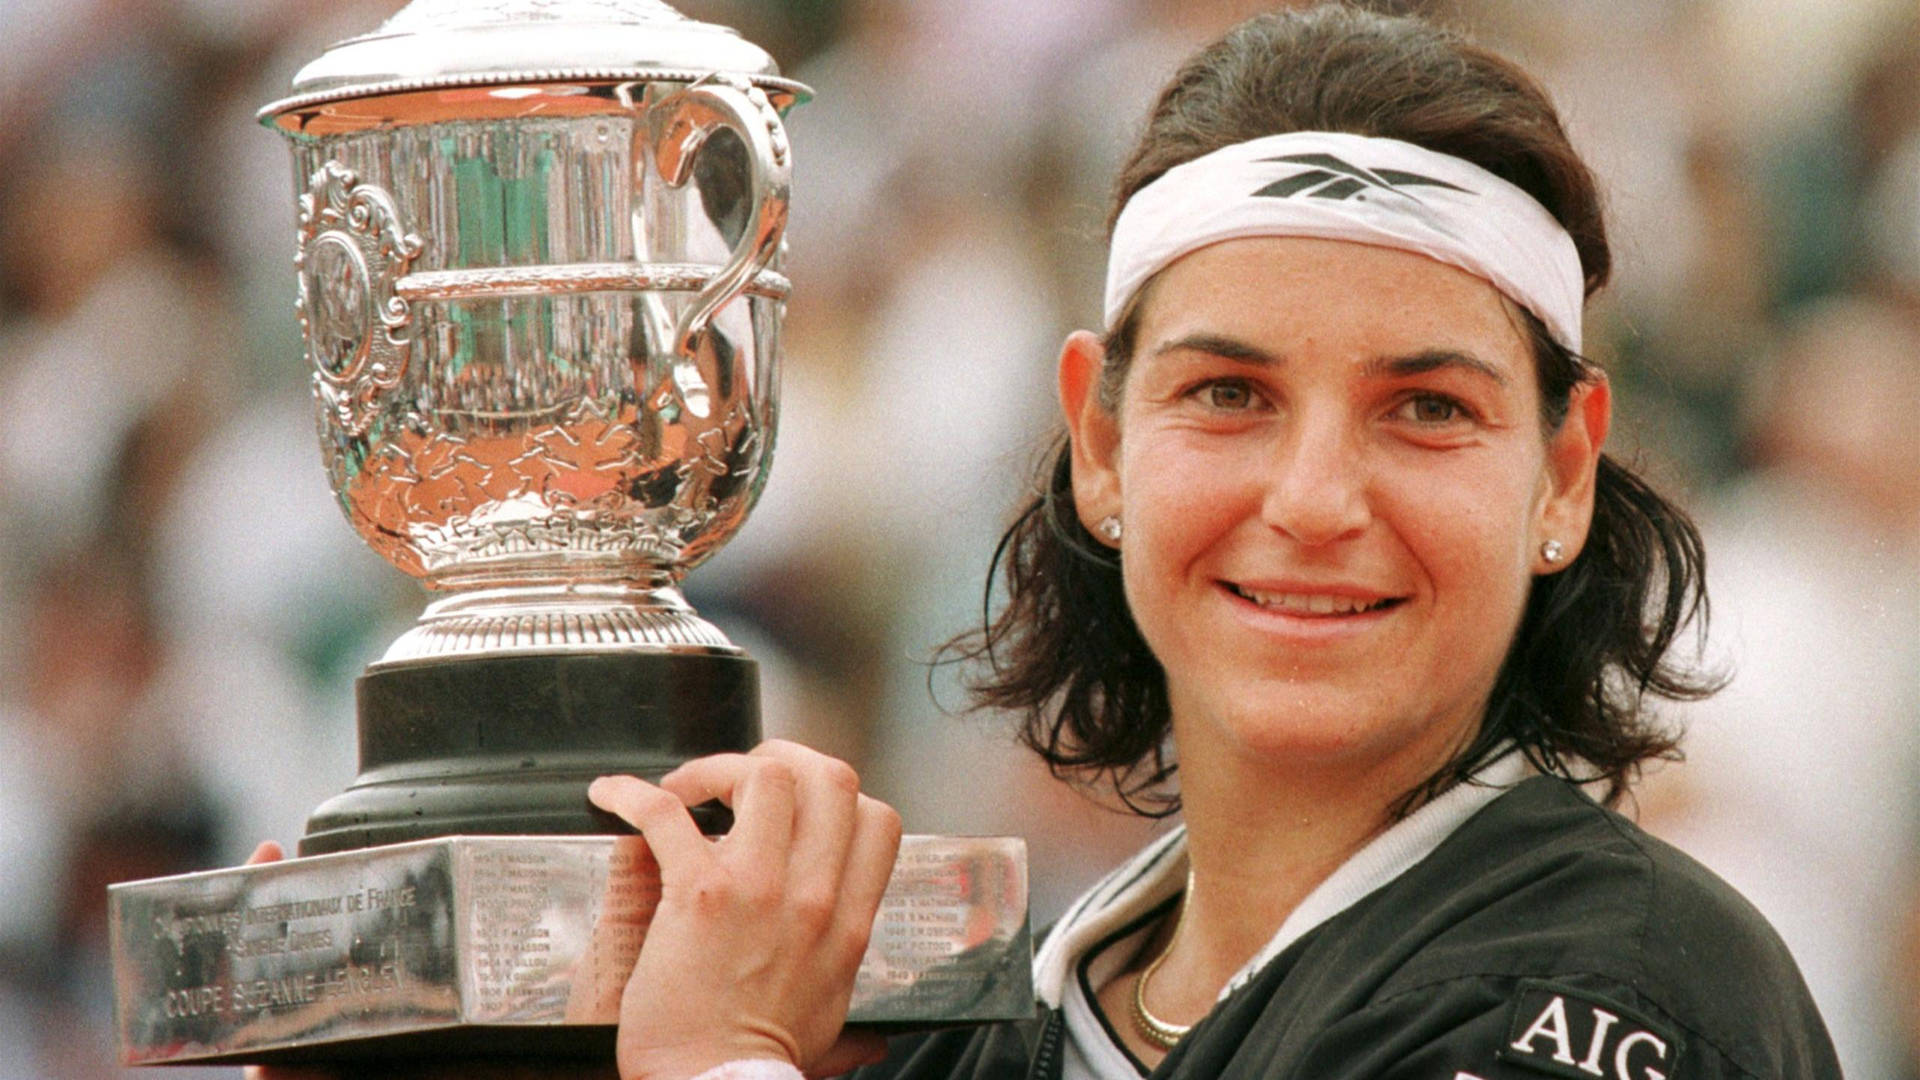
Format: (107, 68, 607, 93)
(1224, 583, 1405, 615)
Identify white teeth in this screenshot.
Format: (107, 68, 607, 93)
(1233, 586, 1386, 615)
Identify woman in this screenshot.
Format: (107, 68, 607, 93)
(257, 5, 1839, 1079)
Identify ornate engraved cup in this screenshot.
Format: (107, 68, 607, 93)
(261, 0, 812, 853)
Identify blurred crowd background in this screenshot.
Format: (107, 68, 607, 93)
(2, 0, 1918, 1075)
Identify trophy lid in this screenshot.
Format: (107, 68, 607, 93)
(261, 0, 810, 133)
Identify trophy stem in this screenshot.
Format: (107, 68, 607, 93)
(380, 579, 739, 667)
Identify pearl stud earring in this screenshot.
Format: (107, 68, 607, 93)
(1098, 515, 1123, 543)
(1541, 539, 1566, 564)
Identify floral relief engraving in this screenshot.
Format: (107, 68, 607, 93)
(296, 162, 424, 436)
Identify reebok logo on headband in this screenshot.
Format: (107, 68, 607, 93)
(1252, 153, 1471, 203)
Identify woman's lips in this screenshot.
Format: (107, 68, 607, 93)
(1222, 581, 1407, 616)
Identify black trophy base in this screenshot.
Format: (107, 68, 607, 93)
(300, 650, 760, 856)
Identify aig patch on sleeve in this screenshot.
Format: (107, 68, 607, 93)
(1496, 980, 1681, 1080)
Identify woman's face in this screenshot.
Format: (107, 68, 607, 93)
(1062, 237, 1606, 786)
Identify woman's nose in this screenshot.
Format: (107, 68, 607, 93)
(1259, 412, 1371, 547)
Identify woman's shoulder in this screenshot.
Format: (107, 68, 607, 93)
(1390, 774, 1800, 978)
(1341, 773, 1836, 1078)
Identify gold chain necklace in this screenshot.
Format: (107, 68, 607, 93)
(1129, 869, 1196, 1052)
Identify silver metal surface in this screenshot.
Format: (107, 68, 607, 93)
(261, 0, 808, 124)
(112, 836, 1033, 1064)
(263, 0, 803, 663)
(298, 162, 425, 438)
(387, 583, 737, 662)
(395, 263, 793, 304)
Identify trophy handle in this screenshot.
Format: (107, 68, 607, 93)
(648, 74, 793, 420)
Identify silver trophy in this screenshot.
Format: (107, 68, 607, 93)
(108, 0, 1031, 1064)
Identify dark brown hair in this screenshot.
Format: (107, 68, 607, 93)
(949, 3, 1715, 815)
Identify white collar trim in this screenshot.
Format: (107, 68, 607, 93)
(1033, 750, 1534, 1008)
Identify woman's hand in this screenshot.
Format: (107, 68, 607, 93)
(588, 740, 903, 1080)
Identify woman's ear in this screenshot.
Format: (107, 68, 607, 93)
(1058, 330, 1123, 539)
(1536, 372, 1611, 571)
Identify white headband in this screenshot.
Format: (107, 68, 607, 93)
(1104, 131, 1585, 352)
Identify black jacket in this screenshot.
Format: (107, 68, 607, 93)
(857, 776, 1840, 1080)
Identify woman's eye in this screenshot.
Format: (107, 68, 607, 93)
(1399, 393, 1469, 424)
(1201, 381, 1257, 410)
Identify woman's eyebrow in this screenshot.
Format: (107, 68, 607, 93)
(1364, 349, 1509, 387)
(1150, 333, 1280, 365)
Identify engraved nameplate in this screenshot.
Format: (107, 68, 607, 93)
(110, 835, 1031, 1064)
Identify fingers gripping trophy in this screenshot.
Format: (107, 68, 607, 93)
(107, 0, 1029, 1065)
